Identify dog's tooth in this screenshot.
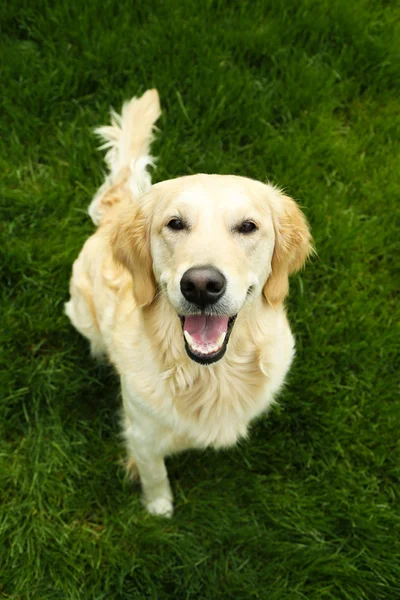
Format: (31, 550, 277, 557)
(184, 331, 194, 347)
(216, 332, 226, 348)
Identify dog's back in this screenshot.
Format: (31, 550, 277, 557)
(65, 90, 161, 357)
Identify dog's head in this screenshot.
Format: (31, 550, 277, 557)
(112, 174, 312, 365)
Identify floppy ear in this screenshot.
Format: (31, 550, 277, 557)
(110, 205, 156, 307)
(263, 193, 312, 308)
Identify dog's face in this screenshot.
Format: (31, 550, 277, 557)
(112, 174, 312, 365)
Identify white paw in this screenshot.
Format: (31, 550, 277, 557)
(145, 497, 174, 518)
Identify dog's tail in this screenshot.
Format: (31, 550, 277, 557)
(88, 89, 161, 226)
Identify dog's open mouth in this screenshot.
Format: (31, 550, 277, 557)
(180, 314, 236, 365)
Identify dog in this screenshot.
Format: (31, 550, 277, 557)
(65, 89, 312, 517)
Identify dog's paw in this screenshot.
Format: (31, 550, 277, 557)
(145, 497, 174, 518)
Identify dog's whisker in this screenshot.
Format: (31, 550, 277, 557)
(153, 287, 169, 301)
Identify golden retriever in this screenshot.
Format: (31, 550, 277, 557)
(65, 89, 312, 517)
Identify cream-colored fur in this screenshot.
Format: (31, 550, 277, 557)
(65, 89, 312, 517)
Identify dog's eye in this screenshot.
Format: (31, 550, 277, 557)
(167, 218, 186, 231)
(237, 221, 257, 234)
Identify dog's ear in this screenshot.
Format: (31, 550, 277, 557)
(263, 192, 312, 308)
(111, 204, 156, 307)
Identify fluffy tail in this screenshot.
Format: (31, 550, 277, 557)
(88, 89, 161, 226)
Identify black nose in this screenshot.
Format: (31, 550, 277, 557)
(180, 266, 226, 307)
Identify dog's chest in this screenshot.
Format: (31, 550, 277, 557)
(164, 355, 270, 449)
(119, 306, 293, 451)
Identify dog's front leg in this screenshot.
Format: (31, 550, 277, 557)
(130, 441, 173, 518)
(122, 384, 174, 517)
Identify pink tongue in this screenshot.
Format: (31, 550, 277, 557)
(184, 315, 229, 344)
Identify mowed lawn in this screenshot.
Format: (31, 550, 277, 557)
(1, 0, 399, 598)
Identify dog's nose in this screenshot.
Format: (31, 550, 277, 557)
(180, 267, 226, 307)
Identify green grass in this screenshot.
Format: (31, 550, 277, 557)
(1, 0, 400, 597)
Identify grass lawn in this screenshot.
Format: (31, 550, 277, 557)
(1, 0, 400, 598)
